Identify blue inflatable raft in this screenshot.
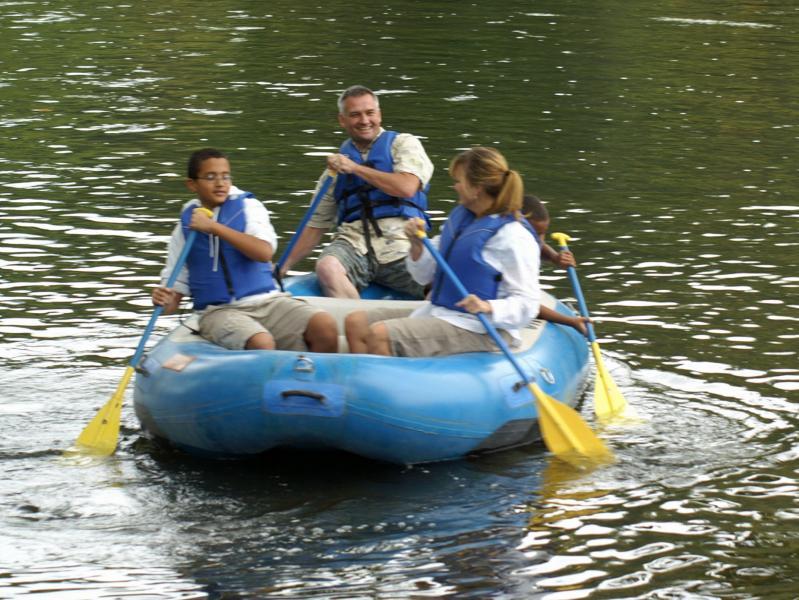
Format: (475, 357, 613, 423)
(133, 276, 590, 464)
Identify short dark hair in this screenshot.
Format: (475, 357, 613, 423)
(337, 85, 378, 113)
(187, 148, 227, 179)
(522, 194, 549, 221)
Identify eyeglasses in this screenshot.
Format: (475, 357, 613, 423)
(194, 173, 232, 182)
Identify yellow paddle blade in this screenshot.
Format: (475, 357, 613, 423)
(532, 382, 614, 465)
(590, 343, 631, 423)
(69, 366, 133, 456)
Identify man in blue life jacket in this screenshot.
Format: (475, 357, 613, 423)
(278, 85, 434, 299)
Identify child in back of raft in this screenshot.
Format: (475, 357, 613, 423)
(522, 194, 588, 336)
(151, 147, 338, 353)
(522, 194, 576, 269)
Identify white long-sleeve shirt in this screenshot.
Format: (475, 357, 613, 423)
(406, 217, 541, 344)
(158, 186, 278, 300)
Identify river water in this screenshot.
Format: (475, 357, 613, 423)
(1, 1, 798, 598)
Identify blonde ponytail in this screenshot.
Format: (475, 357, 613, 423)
(449, 147, 523, 217)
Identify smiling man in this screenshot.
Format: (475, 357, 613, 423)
(279, 85, 434, 299)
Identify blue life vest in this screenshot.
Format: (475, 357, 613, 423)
(430, 205, 531, 312)
(333, 131, 430, 246)
(181, 192, 276, 310)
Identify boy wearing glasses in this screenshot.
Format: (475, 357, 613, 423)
(151, 148, 339, 353)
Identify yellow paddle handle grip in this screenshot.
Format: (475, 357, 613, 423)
(550, 231, 572, 248)
(194, 207, 214, 218)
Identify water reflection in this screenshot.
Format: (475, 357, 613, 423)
(516, 416, 799, 596)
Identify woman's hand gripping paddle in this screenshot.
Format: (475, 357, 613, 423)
(416, 229, 613, 465)
(550, 232, 631, 423)
(67, 207, 213, 456)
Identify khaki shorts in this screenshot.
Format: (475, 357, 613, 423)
(198, 295, 324, 351)
(320, 237, 425, 299)
(364, 307, 513, 357)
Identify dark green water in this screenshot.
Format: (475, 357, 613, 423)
(1, 1, 798, 598)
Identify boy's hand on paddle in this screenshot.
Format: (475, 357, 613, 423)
(190, 206, 215, 233)
(152, 287, 181, 314)
(152, 286, 175, 306)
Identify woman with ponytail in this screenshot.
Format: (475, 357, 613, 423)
(345, 146, 541, 357)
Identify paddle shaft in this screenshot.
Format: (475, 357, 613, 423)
(551, 232, 630, 423)
(419, 236, 530, 384)
(130, 228, 198, 368)
(552, 238, 597, 344)
(275, 173, 334, 274)
(70, 214, 206, 455)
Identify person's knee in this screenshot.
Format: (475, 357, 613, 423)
(316, 255, 347, 284)
(316, 255, 360, 298)
(344, 310, 367, 336)
(344, 311, 370, 353)
(304, 311, 338, 353)
(245, 331, 275, 350)
(365, 322, 392, 356)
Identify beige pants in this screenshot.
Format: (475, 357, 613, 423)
(199, 295, 324, 351)
(365, 307, 512, 357)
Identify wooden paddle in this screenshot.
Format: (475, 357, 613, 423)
(67, 207, 212, 456)
(274, 171, 336, 285)
(416, 230, 613, 464)
(550, 232, 628, 422)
